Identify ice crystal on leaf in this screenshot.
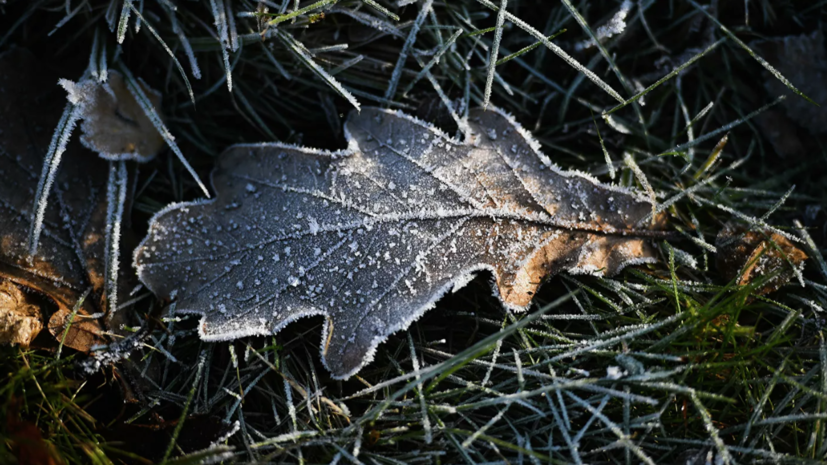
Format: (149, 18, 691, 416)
(135, 107, 666, 378)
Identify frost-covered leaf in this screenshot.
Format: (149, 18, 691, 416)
(59, 70, 164, 162)
(0, 48, 133, 351)
(716, 222, 807, 296)
(135, 107, 665, 378)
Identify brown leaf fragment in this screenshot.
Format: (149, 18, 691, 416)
(715, 223, 807, 296)
(135, 107, 665, 378)
(60, 70, 164, 162)
(0, 281, 43, 347)
(0, 48, 134, 351)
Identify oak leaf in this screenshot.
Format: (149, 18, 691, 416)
(135, 107, 664, 378)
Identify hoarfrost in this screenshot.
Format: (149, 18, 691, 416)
(135, 107, 664, 379)
(575, 0, 633, 51)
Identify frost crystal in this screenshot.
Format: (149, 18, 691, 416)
(575, 0, 633, 51)
(135, 107, 663, 379)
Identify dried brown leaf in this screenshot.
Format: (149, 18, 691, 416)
(716, 222, 807, 296)
(135, 107, 665, 378)
(0, 281, 44, 347)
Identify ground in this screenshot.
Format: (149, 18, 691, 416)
(2, 0, 827, 464)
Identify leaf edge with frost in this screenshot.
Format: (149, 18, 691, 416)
(134, 106, 661, 379)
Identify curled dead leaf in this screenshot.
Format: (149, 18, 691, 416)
(60, 70, 164, 162)
(135, 107, 666, 378)
(716, 223, 807, 296)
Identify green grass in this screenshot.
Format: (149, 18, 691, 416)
(2, 0, 827, 463)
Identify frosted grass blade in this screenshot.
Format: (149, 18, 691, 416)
(477, 0, 624, 103)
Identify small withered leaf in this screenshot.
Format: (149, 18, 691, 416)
(716, 222, 808, 296)
(135, 107, 665, 378)
(0, 281, 44, 347)
(60, 70, 165, 162)
(0, 48, 133, 352)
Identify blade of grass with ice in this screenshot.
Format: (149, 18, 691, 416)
(385, 0, 433, 100)
(104, 161, 128, 316)
(118, 63, 210, 198)
(362, 0, 399, 21)
(401, 27, 462, 96)
(210, 0, 233, 92)
(605, 37, 726, 116)
(477, 0, 624, 103)
(688, 0, 819, 106)
(268, 0, 338, 25)
(662, 96, 785, 156)
(277, 30, 360, 111)
(795, 220, 827, 280)
(483, 0, 507, 110)
(116, 0, 133, 43)
(28, 104, 82, 255)
(495, 29, 566, 66)
(130, 4, 195, 102)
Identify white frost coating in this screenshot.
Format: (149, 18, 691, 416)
(209, 0, 233, 92)
(135, 106, 662, 379)
(486, 105, 652, 204)
(451, 271, 478, 293)
(104, 161, 129, 316)
(669, 246, 698, 270)
(225, 0, 239, 52)
(574, 0, 633, 51)
(623, 152, 657, 222)
(98, 41, 109, 83)
(116, 0, 133, 44)
(603, 113, 633, 134)
(59, 72, 165, 162)
(606, 366, 625, 380)
(27, 103, 83, 255)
